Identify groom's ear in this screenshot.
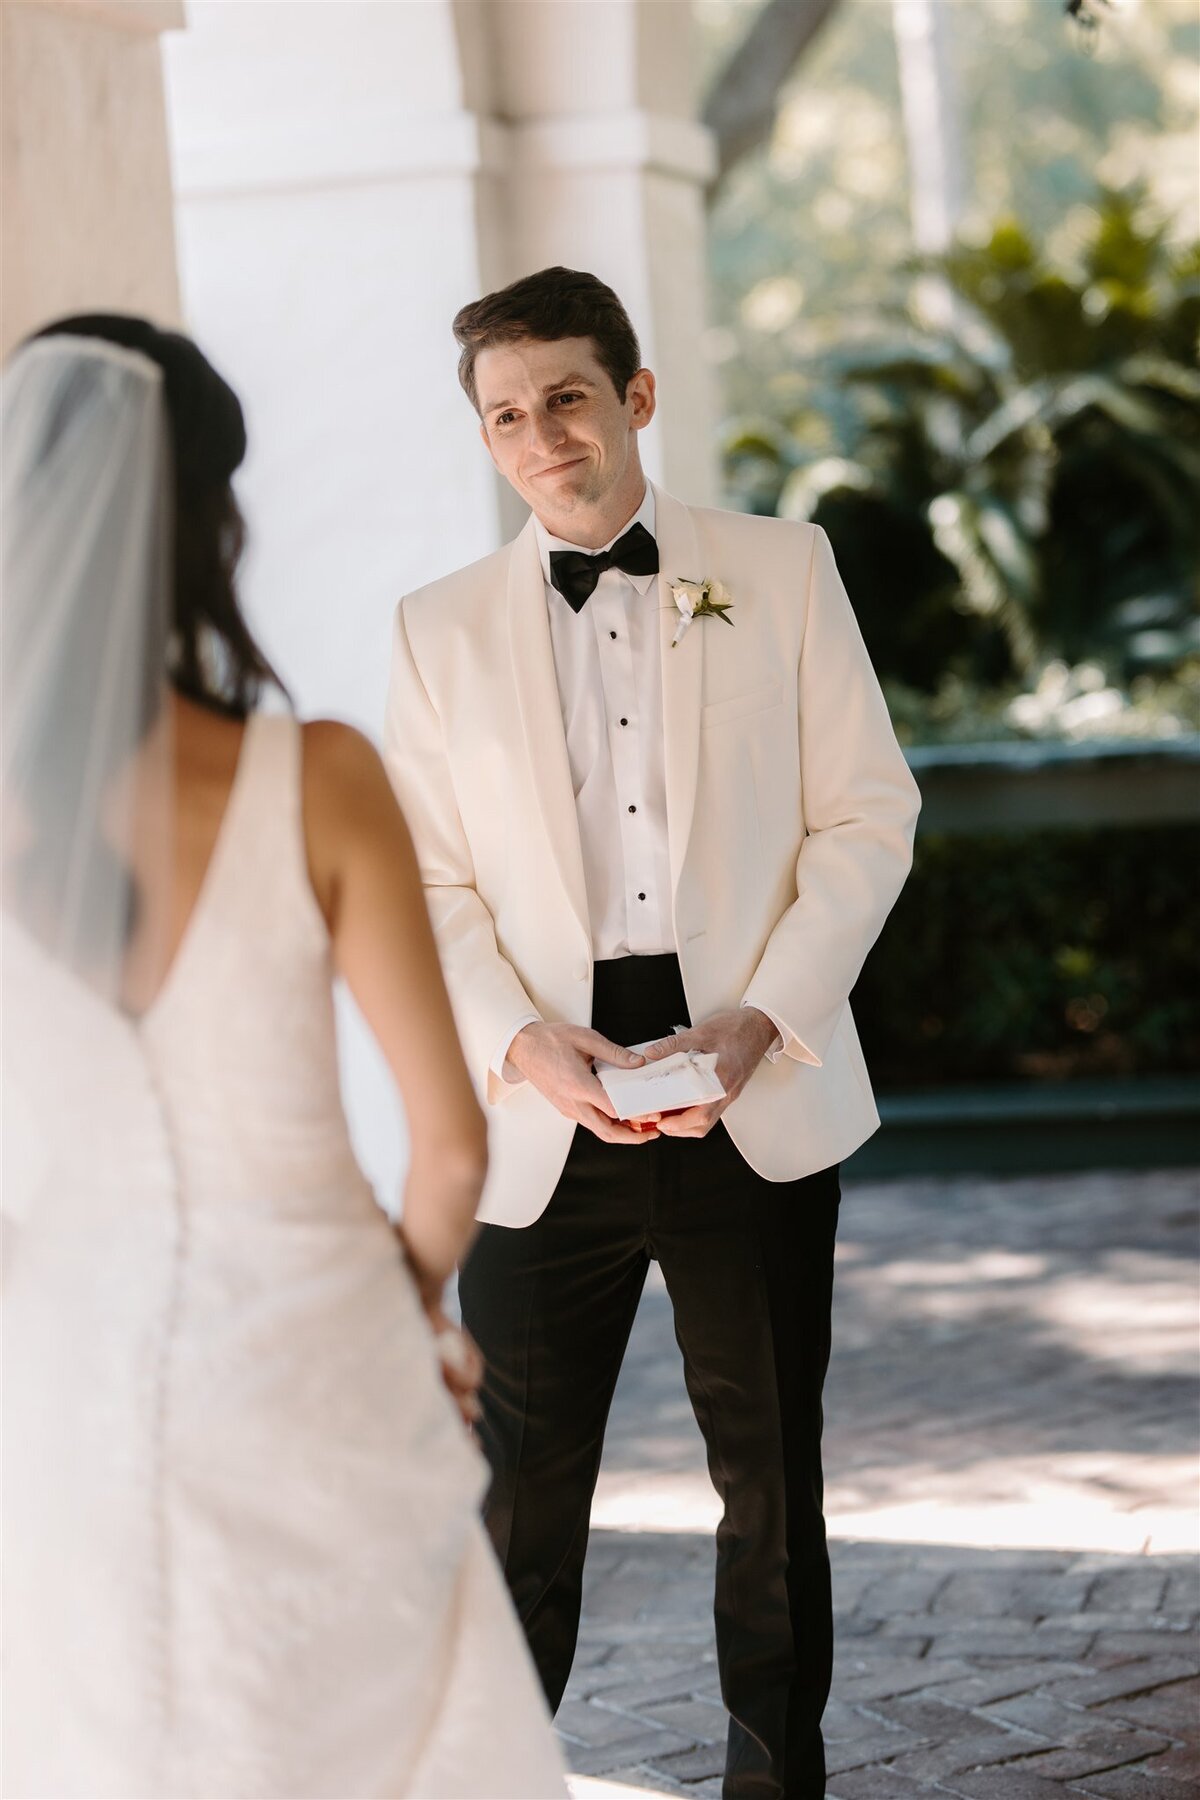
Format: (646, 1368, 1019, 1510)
(627, 368, 656, 430)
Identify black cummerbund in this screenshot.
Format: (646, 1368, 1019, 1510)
(590, 954, 691, 1049)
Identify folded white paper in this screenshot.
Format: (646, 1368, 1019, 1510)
(596, 1050, 726, 1121)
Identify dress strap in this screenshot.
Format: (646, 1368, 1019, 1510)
(224, 711, 327, 944)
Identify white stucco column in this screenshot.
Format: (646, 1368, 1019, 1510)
(475, 0, 718, 525)
(163, 0, 506, 730)
(1, 0, 183, 356)
(164, 0, 511, 1196)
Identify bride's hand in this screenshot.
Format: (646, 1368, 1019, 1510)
(395, 1227, 484, 1428)
(426, 1299, 484, 1429)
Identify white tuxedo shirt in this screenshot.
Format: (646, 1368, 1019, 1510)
(536, 485, 670, 961)
(384, 484, 920, 1228)
(490, 487, 667, 1081)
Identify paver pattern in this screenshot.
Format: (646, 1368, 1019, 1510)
(559, 1169, 1200, 1796)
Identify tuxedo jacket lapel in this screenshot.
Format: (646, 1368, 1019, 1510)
(505, 519, 590, 940)
(653, 485, 704, 901)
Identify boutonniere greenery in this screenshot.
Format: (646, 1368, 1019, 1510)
(670, 578, 735, 648)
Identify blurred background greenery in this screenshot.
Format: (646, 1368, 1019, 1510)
(854, 823, 1200, 1087)
(696, 0, 1198, 1101)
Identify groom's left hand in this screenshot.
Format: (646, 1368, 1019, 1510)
(639, 1007, 780, 1139)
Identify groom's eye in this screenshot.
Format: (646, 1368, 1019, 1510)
(495, 411, 518, 427)
(552, 392, 582, 407)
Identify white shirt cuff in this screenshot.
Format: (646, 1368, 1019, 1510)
(744, 1002, 812, 1066)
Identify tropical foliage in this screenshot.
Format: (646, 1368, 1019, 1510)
(700, 0, 1199, 742)
(722, 188, 1200, 741)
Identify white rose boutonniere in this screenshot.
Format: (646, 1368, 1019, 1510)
(670, 577, 735, 648)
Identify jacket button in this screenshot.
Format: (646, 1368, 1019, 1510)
(574, 962, 588, 982)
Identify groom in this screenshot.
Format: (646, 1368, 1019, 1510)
(384, 268, 919, 1798)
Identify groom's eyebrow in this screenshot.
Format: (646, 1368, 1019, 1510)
(483, 375, 596, 416)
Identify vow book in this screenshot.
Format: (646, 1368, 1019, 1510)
(596, 1044, 727, 1121)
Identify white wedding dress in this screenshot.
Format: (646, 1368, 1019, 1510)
(1, 713, 565, 1800)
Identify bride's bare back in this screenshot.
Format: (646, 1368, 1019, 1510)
(122, 690, 486, 1290)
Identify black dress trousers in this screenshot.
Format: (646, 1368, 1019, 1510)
(458, 954, 841, 1800)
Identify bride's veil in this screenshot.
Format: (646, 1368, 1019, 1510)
(1, 335, 174, 1234)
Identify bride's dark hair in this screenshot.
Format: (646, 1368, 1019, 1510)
(30, 313, 288, 718)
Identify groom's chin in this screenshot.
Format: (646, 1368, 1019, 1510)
(533, 472, 585, 501)
(548, 478, 602, 514)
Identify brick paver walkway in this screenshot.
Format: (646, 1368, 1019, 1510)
(560, 1169, 1200, 1797)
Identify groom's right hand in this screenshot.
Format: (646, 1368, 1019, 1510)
(505, 1023, 660, 1145)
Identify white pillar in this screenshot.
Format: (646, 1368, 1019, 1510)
(1, 0, 183, 356)
(892, 0, 968, 327)
(163, 0, 505, 729)
(892, 0, 967, 253)
(479, 0, 718, 525)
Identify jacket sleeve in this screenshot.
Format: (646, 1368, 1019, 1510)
(740, 526, 921, 1065)
(383, 598, 541, 1105)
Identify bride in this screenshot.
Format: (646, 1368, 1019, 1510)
(0, 317, 566, 1799)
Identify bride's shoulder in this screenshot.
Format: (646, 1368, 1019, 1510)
(299, 721, 406, 921)
(300, 716, 378, 765)
(300, 719, 391, 816)
(298, 720, 422, 928)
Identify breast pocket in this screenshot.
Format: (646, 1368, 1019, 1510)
(700, 680, 784, 730)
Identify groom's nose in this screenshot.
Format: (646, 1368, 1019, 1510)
(528, 407, 567, 455)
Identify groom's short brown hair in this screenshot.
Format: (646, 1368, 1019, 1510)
(453, 267, 642, 413)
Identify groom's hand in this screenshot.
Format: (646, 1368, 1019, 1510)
(641, 1006, 779, 1139)
(506, 1022, 661, 1145)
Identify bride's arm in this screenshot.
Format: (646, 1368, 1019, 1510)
(300, 719, 487, 1292)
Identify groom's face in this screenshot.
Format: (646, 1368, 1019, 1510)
(475, 336, 654, 533)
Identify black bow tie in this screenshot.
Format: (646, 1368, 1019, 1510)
(548, 521, 660, 612)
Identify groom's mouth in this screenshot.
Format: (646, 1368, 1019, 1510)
(532, 456, 586, 480)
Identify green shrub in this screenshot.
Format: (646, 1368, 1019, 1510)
(854, 823, 1200, 1089)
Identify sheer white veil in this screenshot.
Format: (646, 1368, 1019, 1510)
(1, 335, 175, 1238)
(1, 334, 173, 1003)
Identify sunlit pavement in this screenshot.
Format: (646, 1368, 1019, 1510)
(559, 1168, 1200, 1797)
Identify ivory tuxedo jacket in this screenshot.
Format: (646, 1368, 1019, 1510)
(384, 483, 920, 1228)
